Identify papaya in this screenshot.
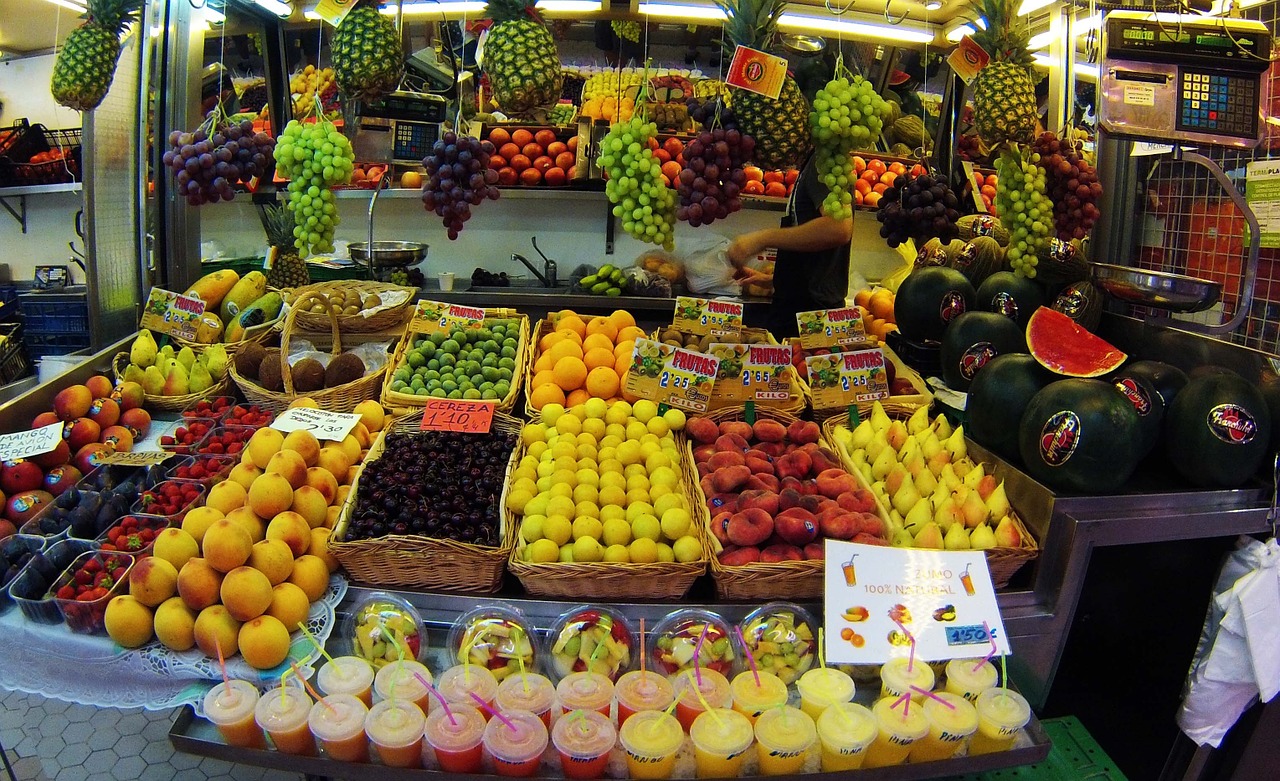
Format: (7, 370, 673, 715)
(224, 292, 283, 343)
(219, 271, 267, 323)
(184, 269, 240, 310)
(193, 313, 223, 344)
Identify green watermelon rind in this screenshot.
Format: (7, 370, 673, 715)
(1026, 307, 1126, 378)
(1164, 373, 1271, 488)
(1018, 378, 1142, 494)
(968, 353, 1052, 462)
(940, 311, 1027, 391)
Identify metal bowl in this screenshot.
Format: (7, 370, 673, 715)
(1090, 262, 1222, 313)
(781, 34, 825, 56)
(349, 241, 427, 268)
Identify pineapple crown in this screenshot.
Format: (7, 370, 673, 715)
(488, 0, 544, 25)
(970, 0, 1035, 70)
(84, 0, 144, 35)
(262, 203, 295, 249)
(714, 0, 788, 55)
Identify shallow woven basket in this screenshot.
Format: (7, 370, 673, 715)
(111, 351, 233, 413)
(821, 411, 1039, 589)
(692, 407, 875, 600)
(286, 281, 417, 333)
(805, 342, 933, 423)
(329, 412, 522, 592)
(229, 291, 386, 413)
(382, 308, 529, 415)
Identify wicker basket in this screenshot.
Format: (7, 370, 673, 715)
(383, 307, 529, 416)
(329, 412, 522, 592)
(111, 351, 234, 413)
(229, 291, 386, 413)
(507, 428, 708, 600)
(804, 342, 933, 423)
(821, 411, 1039, 589)
(172, 315, 281, 356)
(286, 281, 417, 333)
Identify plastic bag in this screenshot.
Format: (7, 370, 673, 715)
(635, 249, 685, 284)
(683, 236, 739, 296)
(287, 338, 393, 378)
(623, 267, 673, 298)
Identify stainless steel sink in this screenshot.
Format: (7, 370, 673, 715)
(466, 284, 572, 293)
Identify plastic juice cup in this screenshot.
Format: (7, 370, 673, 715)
(497, 673, 557, 727)
(308, 694, 370, 762)
(969, 688, 1032, 756)
(879, 656, 936, 702)
(753, 705, 816, 776)
(373, 660, 433, 714)
(862, 696, 930, 768)
(437, 665, 500, 718)
(615, 670, 674, 727)
(365, 700, 427, 768)
(423, 703, 486, 773)
(317, 656, 375, 707)
(815, 702, 877, 771)
(204, 680, 265, 749)
(908, 692, 978, 763)
(618, 709, 684, 780)
(945, 658, 1000, 703)
(796, 667, 855, 720)
(689, 708, 753, 778)
(255, 685, 316, 755)
(730, 671, 789, 725)
(556, 671, 616, 720)
(482, 709, 549, 777)
(551, 709, 616, 779)
(672, 668, 731, 732)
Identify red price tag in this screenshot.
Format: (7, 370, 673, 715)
(419, 399, 494, 433)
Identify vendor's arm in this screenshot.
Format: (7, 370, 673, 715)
(726, 215, 853, 265)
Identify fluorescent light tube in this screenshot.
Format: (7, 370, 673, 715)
(380, 1, 489, 14)
(1018, 0, 1053, 15)
(251, 0, 292, 16)
(638, 2, 726, 20)
(537, 0, 602, 10)
(41, 0, 87, 12)
(779, 13, 935, 44)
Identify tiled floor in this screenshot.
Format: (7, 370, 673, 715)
(0, 688, 299, 781)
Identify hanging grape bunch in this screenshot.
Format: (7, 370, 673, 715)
(598, 115, 677, 249)
(1032, 131, 1101, 241)
(612, 20, 642, 42)
(875, 171, 963, 248)
(421, 132, 501, 241)
(273, 117, 354, 256)
(995, 146, 1052, 278)
(675, 107, 754, 227)
(810, 73, 891, 220)
(163, 119, 276, 206)
(687, 97, 740, 132)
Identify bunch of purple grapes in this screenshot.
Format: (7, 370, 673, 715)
(675, 128, 753, 227)
(1032, 131, 1102, 241)
(162, 120, 275, 206)
(876, 171, 963, 248)
(686, 97, 740, 132)
(421, 132, 501, 240)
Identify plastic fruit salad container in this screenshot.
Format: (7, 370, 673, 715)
(737, 602, 818, 685)
(448, 604, 538, 682)
(649, 609, 737, 678)
(548, 605, 633, 682)
(51, 550, 134, 634)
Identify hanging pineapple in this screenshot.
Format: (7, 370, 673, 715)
(713, 0, 812, 171)
(331, 0, 405, 103)
(50, 0, 144, 111)
(970, 0, 1039, 148)
(484, 0, 564, 116)
(262, 204, 310, 290)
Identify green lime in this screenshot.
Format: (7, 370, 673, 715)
(416, 387, 431, 396)
(500, 345, 516, 359)
(481, 388, 498, 400)
(482, 366, 500, 382)
(482, 355, 499, 369)
(425, 369, 440, 381)
(429, 388, 447, 397)
(498, 357, 516, 371)
(429, 331, 447, 346)
(407, 352, 425, 368)
(439, 354, 456, 368)
(442, 379, 458, 392)
(495, 381, 511, 398)
(391, 381, 407, 392)
(420, 341, 437, 358)
(441, 339, 460, 354)
(462, 388, 482, 399)
(447, 389, 463, 399)
(498, 368, 513, 382)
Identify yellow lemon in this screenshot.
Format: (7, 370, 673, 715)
(628, 537, 659, 564)
(528, 539, 560, 563)
(521, 515, 546, 542)
(543, 515, 573, 545)
(603, 545, 630, 563)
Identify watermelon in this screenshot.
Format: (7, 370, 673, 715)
(1026, 307, 1126, 377)
(1018, 378, 1142, 494)
(1108, 369, 1165, 458)
(893, 267, 976, 343)
(940, 311, 1027, 391)
(968, 353, 1053, 462)
(1051, 280, 1104, 331)
(976, 271, 1044, 328)
(1164, 371, 1271, 488)
(1123, 360, 1188, 407)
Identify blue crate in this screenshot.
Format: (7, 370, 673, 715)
(19, 289, 88, 334)
(23, 331, 89, 359)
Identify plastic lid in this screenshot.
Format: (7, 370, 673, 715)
(347, 592, 426, 667)
(816, 703, 878, 747)
(317, 656, 374, 697)
(976, 688, 1031, 730)
(619, 710, 684, 758)
(437, 664, 499, 706)
(374, 660, 432, 703)
(753, 706, 817, 754)
(796, 667, 855, 707)
(307, 694, 369, 742)
(673, 667, 730, 709)
(729, 671, 788, 710)
(923, 692, 978, 734)
(737, 601, 818, 685)
(880, 656, 935, 693)
(649, 608, 735, 677)
(448, 603, 537, 684)
(551, 709, 617, 759)
(254, 685, 312, 732)
(945, 658, 999, 690)
(556, 672, 615, 712)
(614, 670, 674, 711)
(423, 703, 487, 752)
(689, 708, 754, 756)
(871, 696, 930, 740)
(364, 700, 427, 749)
(204, 680, 260, 726)
(482, 709, 550, 763)
(496, 673, 557, 715)
(547, 605, 634, 682)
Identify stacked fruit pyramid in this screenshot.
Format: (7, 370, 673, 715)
(527, 309, 647, 412)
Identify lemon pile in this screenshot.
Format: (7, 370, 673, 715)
(507, 399, 700, 565)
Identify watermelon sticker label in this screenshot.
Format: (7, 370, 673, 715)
(969, 215, 998, 238)
(1114, 378, 1153, 416)
(953, 243, 977, 273)
(991, 292, 1019, 320)
(959, 342, 997, 381)
(673, 297, 743, 337)
(624, 339, 719, 413)
(708, 343, 794, 404)
(410, 300, 486, 334)
(1040, 411, 1081, 466)
(1207, 404, 1258, 445)
(1055, 286, 1087, 318)
(805, 348, 890, 411)
(795, 308, 871, 350)
(940, 291, 967, 325)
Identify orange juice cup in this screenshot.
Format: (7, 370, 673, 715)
(730, 671, 789, 725)
(908, 692, 978, 763)
(672, 668, 730, 732)
(815, 702, 877, 771)
(364, 700, 426, 768)
(969, 688, 1032, 756)
(556, 672, 615, 720)
(753, 705, 816, 776)
(879, 656, 936, 702)
(862, 696, 930, 768)
(204, 680, 265, 749)
(796, 667, 855, 720)
(424, 703, 487, 773)
(615, 670, 674, 727)
(619, 709, 684, 780)
(308, 694, 370, 762)
(255, 685, 315, 755)
(317, 656, 375, 707)
(496, 673, 557, 728)
(551, 709, 616, 779)
(689, 708, 753, 778)
(944, 658, 1000, 703)
(482, 709, 549, 777)
(373, 660, 433, 714)
(437, 665, 500, 718)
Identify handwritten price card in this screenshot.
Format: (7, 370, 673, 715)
(624, 339, 720, 413)
(708, 342, 794, 404)
(270, 407, 363, 442)
(823, 541, 1009, 664)
(805, 348, 890, 411)
(98, 450, 175, 467)
(795, 307, 870, 350)
(0, 422, 64, 462)
(419, 398, 494, 433)
(409, 300, 486, 334)
(140, 288, 207, 341)
(672, 297, 743, 337)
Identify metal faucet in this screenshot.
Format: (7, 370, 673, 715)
(512, 237, 558, 287)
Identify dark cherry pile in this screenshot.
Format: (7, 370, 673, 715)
(346, 430, 516, 545)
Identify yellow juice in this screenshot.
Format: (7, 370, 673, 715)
(908, 692, 977, 763)
(879, 656, 936, 702)
(753, 706, 815, 776)
(796, 667, 855, 720)
(862, 696, 929, 768)
(619, 711, 684, 780)
(815, 703, 876, 771)
(689, 708, 753, 779)
(944, 658, 999, 702)
(729, 671, 788, 724)
(969, 688, 1031, 755)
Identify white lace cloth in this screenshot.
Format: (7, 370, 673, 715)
(0, 575, 347, 713)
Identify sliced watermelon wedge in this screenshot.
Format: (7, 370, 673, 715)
(1026, 307, 1127, 378)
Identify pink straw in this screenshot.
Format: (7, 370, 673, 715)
(415, 673, 458, 726)
(471, 693, 517, 732)
(734, 626, 760, 687)
(973, 621, 997, 673)
(893, 619, 917, 672)
(891, 691, 912, 716)
(639, 618, 646, 674)
(912, 686, 955, 709)
(692, 623, 710, 687)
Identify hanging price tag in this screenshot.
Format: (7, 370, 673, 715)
(270, 407, 363, 442)
(672, 297, 744, 337)
(0, 422, 65, 462)
(623, 339, 720, 413)
(795, 307, 871, 350)
(419, 399, 495, 433)
(97, 450, 175, 467)
(139, 288, 207, 341)
(805, 348, 891, 411)
(725, 45, 788, 99)
(409, 300, 486, 334)
(313, 0, 358, 27)
(708, 342, 794, 404)
(948, 37, 991, 85)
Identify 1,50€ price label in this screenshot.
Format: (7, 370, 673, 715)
(624, 338, 720, 413)
(805, 348, 890, 411)
(419, 398, 494, 433)
(708, 342, 794, 404)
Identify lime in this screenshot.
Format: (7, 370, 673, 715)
(495, 381, 511, 398)
(447, 389, 463, 399)
(439, 354, 456, 368)
(463, 388, 482, 399)
(415, 387, 430, 396)
(428, 388, 446, 397)
(482, 355, 498, 368)
(482, 388, 498, 400)
(500, 345, 517, 359)
(420, 341, 436, 358)
(407, 352, 425, 368)
(498, 368, 513, 381)
(482, 366, 500, 382)
(429, 331, 447, 346)
(499, 357, 516, 371)
(441, 339, 460, 353)
(442, 379, 458, 393)
(427, 358, 440, 371)
(391, 381, 407, 392)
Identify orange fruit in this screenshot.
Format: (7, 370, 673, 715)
(763, 170, 784, 185)
(529, 383, 565, 410)
(614, 353, 631, 379)
(512, 129, 534, 147)
(869, 289, 895, 322)
(566, 389, 591, 407)
(532, 369, 556, 388)
(584, 347, 616, 371)
(888, 162, 906, 175)
(854, 289, 873, 308)
(583, 333, 614, 353)
(764, 182, 787, 197)
(556, 315, 587, 338)
(614, 339, 635, 359)
(546, 340, 584, 364)
(744, 180, 765, 195)
(855, 179, 871, 195)
(872, 183, 888, 195)
(607, 310, 637, 333)
(852, 156, 866, 173)
(553, 357, 588, 391)
(867, 159, 887, 175)
(865, 192, 881, 207)
(489, 128, 512, 146)
(744, 166, 764, 182)
(533, 353, 552, 374)
(585, 367, 620, 398)
(584, 316, 617, 341)
(661, 161, 682, 182)
(539, 330, 566, 352)
(879, 171, 897, 188)
(616, 325, 646, 343)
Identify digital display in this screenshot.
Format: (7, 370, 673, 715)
(1195, 34, 1233, 48)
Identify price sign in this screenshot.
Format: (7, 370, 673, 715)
(725, 45, 787, 100)
(409, 300, 486, 334)
(313, 0, 357, 26)
(98, 450, 175, 467)
(0, 422, 65, 462)
(708, 342, 794, 404)
(948, 36, 991, 85)
(139, 288, 207, 341)
(270, 407, 363, 442)
(623, 338, 720, 413)
(795, 307, 871, 350)
(672, 297, 744, 337)
(823, 540, 1010, 664)
(805, 348, 890, 411)
(419, 399, 495, 433)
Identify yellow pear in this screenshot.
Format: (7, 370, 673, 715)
(970, 523, 998, 550)
(920, 432, 943, 460)
(899, 435, 922, 466)
(913, 522, 944, 549)
(914, 467, 938, 496)
(944, 521, 971, 550)
(903, 499, 933, 534)
(891, 528, 916, 547)
(891, 479, 921, 517)
(994, 516, 1022, 548)
(985, 482, 1010, 519)
(961, 492, 989, 529)
(142, 365, 165, 396)
(189, 363, 213, 394)
(162, 363, 190, 396)
(963, 463, 985, 490)
(870, 447, 897, 481)
(932, 414, 953, 439)
(850, 419, 874, 449)
(945, 425, 967, 460)
(869, 401, 892, 433)
(130, 330, 158, 368)
(177, 346, 197, 372)
(907, 406, 930, 435)
(886, 420, 909, 451)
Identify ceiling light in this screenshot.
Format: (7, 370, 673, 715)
(1027, 30, 1054, 50)
(251, 0, 292, 16)
(946, 23, 974, 43)
(1031, 52, 1100, 80)
(378, 1, 489, 14)
(638, 2, 726, 20)
(40, 0, 87, 12)
(924, 0, 943, 9)
(536, 0, 601, 10)
(778, 13, 935, 44)
(1018, 0, 1053, 15)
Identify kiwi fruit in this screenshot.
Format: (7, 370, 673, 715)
(235, 342, 267, 380)
(258, 349, 285, 392)
(292, 358, 326, 392)
(325, 352, 366, 388)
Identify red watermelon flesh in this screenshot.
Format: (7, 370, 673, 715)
(1026, 307, 1126, 378)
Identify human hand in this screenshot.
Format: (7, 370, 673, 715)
(735, 266, 772, 287)
(727, 233, 764, 266)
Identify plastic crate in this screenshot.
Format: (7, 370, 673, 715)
(23, 332, 90, 360)
(947, 716, 1127, 781)
(0, 340, 31, 385)
(12, 128, 81, 186)
(19, 289, 89, 334)
(200, 255, 266, 276)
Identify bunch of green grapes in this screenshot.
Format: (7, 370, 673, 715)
(273, 118, 354, 256)
(611, 20, 641, 42)
(810, 74, 889, 219)
(598, 116, 676, 250)
(996, 147, 1052, 278)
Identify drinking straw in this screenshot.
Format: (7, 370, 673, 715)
(513, 626, 531, 694)
(639, 618, 646, 674)
(892, 619, 916, 673)
(471, 692, 517, 732)
(692, 623, 710, 687)
(416, 673, 458, 726)
(972, 621, 997, 673)
(589, 635, 607, 669)
(214, 638, 230, 706)
(664, 697, 680, 718)
(292, 662, 337, 715)
(379, 618, 406, 663)
(1001, 654, 1008, 692)
(296, 621, 337, 667)
(462, 634, 476, 684)
(912, 686, 955, 709)
(734, 626, 760, 687)
(891, 691, 912, 717)
(818, 627, 826, 669)
(684, 670, 724, 727)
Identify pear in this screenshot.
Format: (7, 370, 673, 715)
(952, 458, 973, 479)
(885, 465, 910, 496)
(176, 346, 197, 372)
(913, 522, 944, 549)
(907, 406, 930, 435)
(914, 467, 938, 496)
(158, 344, 175, 362)
(935, 498, 964, 531)
(870, 401, 892, 433)
(961, 492, 989, 528)
(933, 414, 953, 439)
(162, 363, 190, 396)
(986, 482, 1011, 519)
(970, 523, 998, 550)
(871, 447, 898, 481)
(945, 426, 968, 460)
(940, 464, 961, 491)
(904, 499, 933, 534)
(889, 509, 904, 526)
(871, 481, 887, 503)
(884, 515, 903, 538)
(976, 473, 999, 500)
(963, 463, 985, 490)
(142, 365, 165, 396)
(858, 463, 873, 485)
(905, 455, 927, 479)
(928, 450, 952, 478)
(899, 435, 922, 466)
(930, 484, 951, 510)
(994, 516, 1022, 548)
(891, 528, 916, 548)
(865, 433, 888, 463)
(892, 480, 922, 517)
(944, 521, 971, 550)
(189, 362, 213, 394)
(123, 363, 146, 386)
(921, 432, 943, 460)
(850, 419, 874, 449)
(886, 420, 909, 451)
(850, 449, 867, 468)
(129, 330, 158, 368)
(203, 344, 228, 379)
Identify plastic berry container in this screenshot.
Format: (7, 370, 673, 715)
(547, 605, 634, 682)
(344, 592, 428, 670)
(51, 549, 135, 634)
(95, 514, 173, 555)
(159, 418, 218, 455)
(130, 480, 205, 526)
(0, 535, 46, 615)
(9, 538, 94, 624)
(181, 395, 237, 422)
(220, 403, 275, 428)
(649, 609, 737, 679)
(447, 604, 539, 683)
(165, 453, 236, 487)
(197, 424, 256, 457)
(737, 602, 819, 685)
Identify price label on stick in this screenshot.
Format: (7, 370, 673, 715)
(139, 288, 207, 341)
(270, 407, 363, 442)
(0, 422, 64, 462)
(805, 348, 890, 411)
(313, 0, 357, 27)
(98, 450, 174, 467)
(623, 338, 720, 413)
(672, 297, 744, 337)
(409, 300, 486, 334)
(795, 307, 871, 350)
(708, 342, 794, 404)
(419, 399, 494, 433)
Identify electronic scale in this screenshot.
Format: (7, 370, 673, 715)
(352, 90, 450, 165)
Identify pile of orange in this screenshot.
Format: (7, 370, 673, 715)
(528, 309, 647, 410)
(853, 288, 899, 340)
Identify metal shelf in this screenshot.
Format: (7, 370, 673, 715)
(330, 186, 789, 211)
(0, 182, 82, 234)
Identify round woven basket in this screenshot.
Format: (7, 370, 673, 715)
(112, 352, 233, 412)
(285, 281, 416, 333)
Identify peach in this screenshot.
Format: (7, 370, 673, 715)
(177, 557, 224, 611)
(737, 489, 779, 516)
(804, 542, 825, 560)
(304, 467, 339, 506)
(282, 429, 322, 467)
(710, 465, 751, 494)
(265, 450, 308, 490)
(221, 566, 273, 621)
(692, 444, 717, 464)
(699, 474, 714, 497)
(696, 462, 711, 479)
(291, 485, 329, 529)
(706, 493, 738, 515)
(727, 507, 773, 547)
(760, 543, 804, 563)
(752, 419, 787, 442)
(714, 433, 749, 453)
(708, 451, 746, 471)
(774, 507, 818, 546)
(744, 456, 774, 475)
(710, 511, 733, 545)
(128, 556, 179, 607)
(855, 513, 886, 538)
(820, 512, 858, 541)
(809, 446, 842, 473)
(228, 461, 263, 491)
(837, 489, 876, 514)
(787, 420, 821, 444)
(206, 480, 247, 515)
(203, 519, 253, 572)
(225, 506, 266, 543)
(180, 506, 224, 544)
(249, 539, 295, 586)
(686, 417, 720, 444)
(816, 468, 857, 500)
(775, 450, 812, 481)
(756, 441, 787, 458)
(54, 385, 92, 421)
(315, 448, 351, 485)
(779, 488, 804, 512)
(193, 605, 241, 658)
(744, 474, 780, 493)
(153, 527, 199, 571)
(247, 472, 294, 518)
(718, 546, 761, 566)
(852, 532, 889, 546)
(245, 428, 285, 470)
(266, 511, 312, 557)
(719, 421, 753, 441)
